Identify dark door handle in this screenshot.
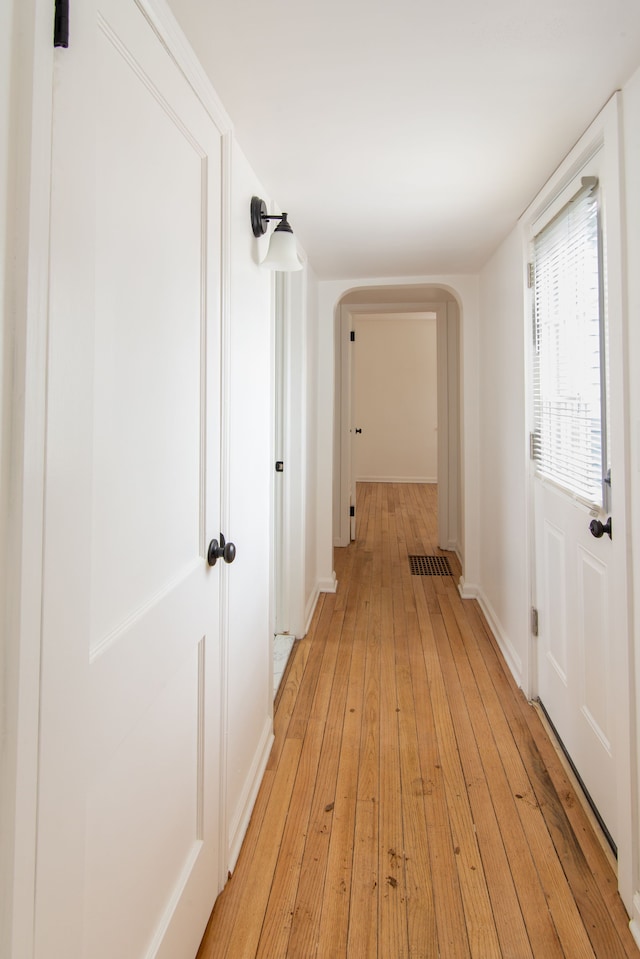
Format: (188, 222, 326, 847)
(207, 533, 237, 566)
(354, 428, 362, 434)
(589, 517, 612, 540)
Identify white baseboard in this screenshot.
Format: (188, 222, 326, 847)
(442, 539, 459, 553)
(317, 572, 338, 594)
(355, 476, 437, 484)
(457, 579, 523, 688)
(457, 577, 478, 600)
(304, 585, 320, 635)
(227, 717, 274, 873)
(477, 589, 523, 687)
(630, 895, 640, 948)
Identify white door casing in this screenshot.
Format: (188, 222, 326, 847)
(271, 267, 309, 638)
(273, 273, 289, 636)
(36, 2, 227, 956)
(525, 96, 635, 908)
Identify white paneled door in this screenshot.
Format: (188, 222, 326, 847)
(36, 2, 224, 957)
(531, 136, 630, 853)
(533, 482, 618, 838)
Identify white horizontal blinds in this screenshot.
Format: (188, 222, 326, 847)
(532, 179, 605, 506)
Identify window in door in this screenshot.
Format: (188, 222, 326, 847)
(531, 176, 609, 509)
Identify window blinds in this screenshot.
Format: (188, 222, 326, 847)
(532, 180, 605, 507)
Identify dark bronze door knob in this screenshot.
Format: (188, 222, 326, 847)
(589, 517, 612, 540)
(207, 534, 237, 566)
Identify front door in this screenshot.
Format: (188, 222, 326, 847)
(531, 144, 629, 848)
(36, 2, 224, 956)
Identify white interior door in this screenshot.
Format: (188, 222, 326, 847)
(36, 2, 224, 957)
(531, 153, 627, 847)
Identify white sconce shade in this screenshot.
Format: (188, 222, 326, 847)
(261, 224, 303, 271)
(250, 196, 303, 272)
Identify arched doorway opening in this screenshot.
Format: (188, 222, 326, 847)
(333, 285, 461, 560)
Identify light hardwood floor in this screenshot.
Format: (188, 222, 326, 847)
(197, 482, 638, 958)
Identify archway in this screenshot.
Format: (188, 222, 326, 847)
(333, 285, 461, 558)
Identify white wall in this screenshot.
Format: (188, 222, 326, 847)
(475, 82, 640, 923)
(445, 300, 462, 552)
(622, 63, 640, 938)
(477, 230, 529, 686)
(352, 314, 438, 482)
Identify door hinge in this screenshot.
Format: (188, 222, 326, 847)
(531, 607, 539, 637)
(54, 0, 70, 47)
(275, 461, 284, 472)
(350, 330, 355, 342)
(527, 262, 535, 288)
(350, 506, 355, 517)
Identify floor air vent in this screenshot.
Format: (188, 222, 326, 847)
(409, 555, 452, 576)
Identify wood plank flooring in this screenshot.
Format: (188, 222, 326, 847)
(197, 482, 638, 959)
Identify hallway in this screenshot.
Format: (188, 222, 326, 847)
(197, 483, 638, 958)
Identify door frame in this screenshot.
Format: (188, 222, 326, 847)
(2, 2, 234, 954)
(522, 94, 637, 914)
(2, 4, 55, 955)
(335, 299, 460, 552)
(272, 272, 291, 638)
(270, 267, 309, 643)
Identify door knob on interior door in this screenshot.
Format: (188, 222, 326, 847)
(354, 428, 362, 434)
(207, 534, 237, 566)
(589, 517, 612, 540)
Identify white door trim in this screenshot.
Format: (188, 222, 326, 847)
(218, 128, 233, 886)
(270, 265, 310, 643)
(2, 3, 55, 956)
(283, 268, 309, 637)
(272, 273, 290, 639)
(521, 93, 637, 915)
(438, 302, 461, 552)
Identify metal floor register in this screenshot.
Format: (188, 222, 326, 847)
(408, 555, 453, 576)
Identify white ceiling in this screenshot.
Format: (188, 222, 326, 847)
(167, 0, 640, 280)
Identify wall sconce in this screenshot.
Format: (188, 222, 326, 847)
(250, 196, 303, 272)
